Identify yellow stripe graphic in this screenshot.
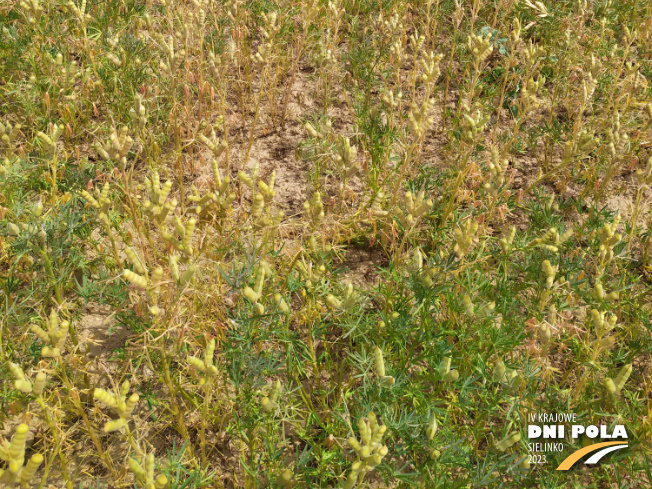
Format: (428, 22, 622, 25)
(556, 441, 628, 470)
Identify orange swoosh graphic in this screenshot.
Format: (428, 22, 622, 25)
(556, 441, 628, 470)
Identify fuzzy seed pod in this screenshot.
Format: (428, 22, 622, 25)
(104, 418, 127, 433)
(8, 362, 25, 381)
(243, 287, 260, 303)
(10, 424, 29, 462)
(125, 248, 146, 274)
(261, 397, 277, 413)
(125, 393, 139, 416)
(277, 469, 293, 488)
(495, 432, 521, 451)
(188, 356, 206, 372)
(94, 388, 117, 408)
(41, 346, 61, 358)
(19, 453, 43, 483)
(8, 222, 20, 236)
(274, 293, 290, 313)
(326, 294, 341, 309)
(123, 269, 148, 289)
(129, 458, 146, 481)
(179, 264, 196, 286)
(374, 347, 386, 377)
(33, 371, 47, 396)
(493, 359, 506, 383)
(612, 364, 632, 394)
(442, 370, 459, 382)
(15, 379, 33, 394)
(426, 413, 438, 440)
(439, 357, 452, 375)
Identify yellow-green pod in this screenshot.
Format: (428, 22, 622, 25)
(129, 458, 146, 482)
(159, 180, 173, 204)
(169, 255, 180, 282)
(20, 453, 44, 483)
(8, 362, 25, 381)
(8, 222, 20, 236)
(94, 388, 117, 408)
(613, 364, 632, 394)
(443, 370, 459, 382)
(495, 432, 521, 451)
(123, 269, 148, 289)
(253, 267, 266, 296)
(120, 381, 130, 397)
(326, 294, 342, 310)
(439, 357, 451, 375)
(205, 339, 216, 367)
(154, 474, 168, 489)
(347, 437, 362, 453)
(104, 418, 127, 433)
(30, 324, 50, 343)
(380, 375, 395, 387)
(277, 469, 293, 488)
(145, 452, 155, 483)
(374, 347, 386, 377)
(238, 171, 254, 188)
(463, 295, 474, 315)
(179, 265, 196, 286)
(10, 424, 29, 461)
(493, 359, 506, 383)
(188, 356, 206, 372)
(125, 393, 139, 416)
(125, 247, 146, 274)
(184, 218, 196, 250)
(261, 397, 277, 413)
(41, 346, 61, 358)
(33, 371, 47, 396)
(594, 281, 604, 300)
(49, 310, 59, 332)
(15, 379, 32, 394)
(274, 293, 290, 313)
(426, 413, 438, 440)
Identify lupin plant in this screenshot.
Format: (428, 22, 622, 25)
(494, 428, 521, 452)
(453, 219, 479, 259)
(373, 346, 395, 387)
(142, 170, 177, 224)
(528, 227, 573, 253)
(8, 363, 47, 396)
(18, 0, 44, 26)
(128, 452, 168, 489)
(342, 412, 388, 489)
(0, 424, 44, 486)
(95, 126, 133, 170)
(261, 380, 281, 414)
(439, 356, 459, 383)
(1, 0, 652, 486)
(93, 380, 139, 433)
(30, 309, 69, 358)
(187, 159, 236, 219)
(303, 191, 325, 229)
(326, 282, 359, 312)
(394, 191, 432, 229)
(0, 120, 21, 157)
(604, 364, 633, 398)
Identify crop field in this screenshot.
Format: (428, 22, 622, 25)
(1, 0, 652, 487)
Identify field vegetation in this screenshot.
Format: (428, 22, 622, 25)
(1, 0, 652, 487)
